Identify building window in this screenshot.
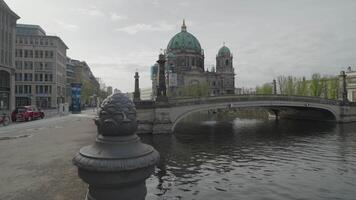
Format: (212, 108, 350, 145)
(225, 60, 229, 66)
(45, 62, 53, 71)
(15, 73, 22, 81)
(24, 61, 33, 70)
(24, 50, 33, 58)
(15, 61, 23, 70)
(24, 85, 32, 94)
(35, 62, 43, 71)
(15, 49, 23, 58)
(24, 73, 33, 81)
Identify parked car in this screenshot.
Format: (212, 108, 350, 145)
(12, 106, 45, 122)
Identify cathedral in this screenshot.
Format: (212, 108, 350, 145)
(151, 20, 235, 98)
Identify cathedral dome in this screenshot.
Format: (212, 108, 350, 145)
(167, 20, 202, 53)
(218, 45, 231, 56)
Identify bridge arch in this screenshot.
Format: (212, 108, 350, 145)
(169, 98, 340, 132)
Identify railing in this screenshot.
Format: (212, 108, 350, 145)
(134, 95, 356, 109)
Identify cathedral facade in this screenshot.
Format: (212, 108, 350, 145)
(151, 20, 235, 98)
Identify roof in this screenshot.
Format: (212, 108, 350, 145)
(16, 24, 46, 36)
(167, 20, 202, 53)
(218, 45, 231, 57)
(0, 0, 20, 19)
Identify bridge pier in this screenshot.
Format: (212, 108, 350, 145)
(152, 107, 172, 134)
(271, 109, 280, 121)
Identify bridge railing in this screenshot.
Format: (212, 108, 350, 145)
(168, 94, 342, 106)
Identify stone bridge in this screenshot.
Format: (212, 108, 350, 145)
(135, 95, 356, 134)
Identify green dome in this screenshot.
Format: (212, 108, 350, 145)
(218, 45, 231, 56)
(167, 21, 202, 53)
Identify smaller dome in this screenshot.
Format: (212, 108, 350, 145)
(218, 45, 231, 56)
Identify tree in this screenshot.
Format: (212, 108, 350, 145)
(296, 77, 308, 96)
(327, 77, 339, 100)
(310, 73, 322, 97)
(181, 82, 209, 97)
(256, 83, 273, 94)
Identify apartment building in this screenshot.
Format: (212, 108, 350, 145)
(14, 24, 68, 108)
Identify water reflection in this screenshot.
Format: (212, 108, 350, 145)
(143, 118, 356, 200)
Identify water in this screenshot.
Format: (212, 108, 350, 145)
(143, 118, 356, 200)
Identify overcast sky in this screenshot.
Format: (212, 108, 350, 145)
(7, 0, 356, 92)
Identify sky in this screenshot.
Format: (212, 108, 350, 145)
(6, 0, 356, 92)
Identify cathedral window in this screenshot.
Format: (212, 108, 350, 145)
(225, 60, 229, 66)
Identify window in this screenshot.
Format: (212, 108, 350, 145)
(24, 50, 33, 58)
(35, 62, 43, 71)
(15, 73, 22, 81)
(15, 49, 23, 58)
(24, 61, 33, 70)
(15, 61, 23, 70)
(225, 59, 229, 66)
(24, 85, 32, 94)
(45, 62, 53, 70)
(24, 73, 33, 81)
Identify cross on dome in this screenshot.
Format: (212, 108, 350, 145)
(181, 19, 187, 32)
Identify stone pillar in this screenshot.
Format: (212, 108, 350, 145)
(156, 54, 167, 102)
(73, 93, 160, 200)
(272, 79, 277, 95)
(10, 71, 16, 111)
(133, 72, 141, 102)
(340, 71, 348, 103)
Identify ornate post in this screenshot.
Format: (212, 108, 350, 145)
(133, 72, 141, 102)
(273, 79, 277, 95)
(156, 54, 167, 102)
(73, 93, 160, 200)
(340, 71, 348, 103)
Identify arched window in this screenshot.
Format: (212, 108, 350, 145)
(225, 59, 229, 66)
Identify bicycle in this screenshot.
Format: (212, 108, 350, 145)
(0, 113, 10, 126)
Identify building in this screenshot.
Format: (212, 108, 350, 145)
(346, 66, 356, 102)
(14, 24, 68, 108)
(66, 58, 100, 106)
(0, 0, 20, 113)
(151, 20, 235, 98)
(114, 88, 121, 94)
(107, 86, 113, 96)
(65, 57, 76, 105)
(140, 87, 153, 100)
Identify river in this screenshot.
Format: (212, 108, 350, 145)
(142, 115, 356, 200)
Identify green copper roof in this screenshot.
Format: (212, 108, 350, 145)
(167, 21, 202, 53)
(218, 45, 231, 56)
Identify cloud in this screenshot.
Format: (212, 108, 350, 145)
(72, 7, 104, 17)
(116, 21, 174, 34)
(55, 20, 79, 31)
(110, 13, 127, 21)
(178, 2, 190, 7)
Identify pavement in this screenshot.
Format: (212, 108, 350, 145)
(0, 110, 97, 200)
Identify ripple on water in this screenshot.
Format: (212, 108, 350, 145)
(145, 119, 356, 200)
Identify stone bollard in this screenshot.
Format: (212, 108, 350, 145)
(73, 93, 160, 200)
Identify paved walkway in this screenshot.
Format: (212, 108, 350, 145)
(0, 111, 96, 199)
